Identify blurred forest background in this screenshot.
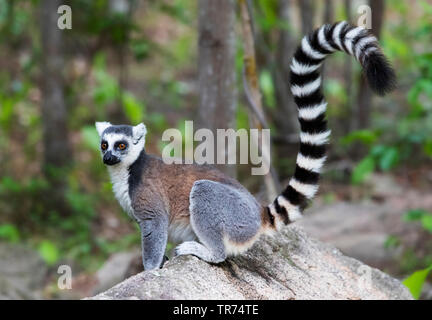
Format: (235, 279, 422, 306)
(0, 0, 431, 299)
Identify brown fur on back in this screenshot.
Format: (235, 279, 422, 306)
(129, 153, 254, 224)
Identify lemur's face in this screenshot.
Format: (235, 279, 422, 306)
(95, 122, 147, 167)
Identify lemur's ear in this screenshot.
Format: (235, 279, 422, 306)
(132, 123, 147, 144)
(95, 121, 111, 136)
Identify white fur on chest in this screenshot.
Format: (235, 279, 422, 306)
(107, 166, 134, 217)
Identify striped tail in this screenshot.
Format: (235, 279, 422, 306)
(267, 21, 396, 230)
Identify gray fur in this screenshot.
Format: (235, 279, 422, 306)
(103, 125, 133, 137)
(137, 211, 169, 270)
(175, 180, 262, 263)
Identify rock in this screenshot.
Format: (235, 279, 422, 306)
(329, 233, 402, 268)
(87, 226, 412, 300)
(298, 202, 403, 270)
(92, 249, 142, 295)
(366, 173, 403, 198)
(0, 243, 47, 299)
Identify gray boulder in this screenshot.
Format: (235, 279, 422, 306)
(88, 226, 412, 300)
(92, 249, 142, 295)
(0, 243, 47, 299)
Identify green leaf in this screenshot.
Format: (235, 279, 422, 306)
(259, 70, 275, 108)
(121, 92, 145, 124)
(81, 126, 100, 151)
(341, 130, 379, 146)
(378, 147, 399, 171)
(424, 140, 432, 157)
(384, 235, 400, 249)
(351, 156, 375, 184)
(0, 224, 20, 243)
(421, 214, 432, 233)
(370, 145, 387, 157)
(403, 265, 432, 299)
(38, 240, 59, 265)
(403, 209, 428, 222)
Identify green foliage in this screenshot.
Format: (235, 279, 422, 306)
(68, 0, 137, 45)
(92, 54, 120, 111)
(341, 129, 379, 146)
(37, 240, 60, 266)
(130, 38, 151, 61)
(236, 105, 250, 130)
(259, 70, 275, 108)
(121, 91, 145, 124)
(403, 209, 432, 233)
(81, 125, 101, 152)
(403, 265, 432, 299)
(384, 235, 401, 249)
(351, 156, 375, 184)
(371, 145, 400, 171)
(157, 0, 194, 25)
(347, 138, 400, 184)
(0, 224, 20, 243)
(388, 209, 432, 286)
(92, 54, 147, 124)
(255, 0, 279, 32)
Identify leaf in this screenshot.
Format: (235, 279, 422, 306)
(81, 126, 100, 151)
(38, 240, 59, 265)
(403, 209, 428, 222)
(259, 70, 275, 108)
(384, 235, 400, 249)
(121, 92, 145, 124)
(403, 265, 432, 299)
(423, 139, 432, 157)
(0, 224, 20, 243)
(351, 156, 375, 184)
(378, 147, 399, 171)
(421, 214, 432, 233)
(370, 145, 387, 157)
(341, 130, 379, 146)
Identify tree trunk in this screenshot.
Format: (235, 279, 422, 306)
(273, 0, 298, 140)
(323, 0, 334, 24)
(197, 0, 237, 177)
(40, 0, 70, 212)
(298, 0, 315, 35)
(355, 0, 385, 130)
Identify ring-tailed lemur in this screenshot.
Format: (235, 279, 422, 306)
(96, 22, 396, 270)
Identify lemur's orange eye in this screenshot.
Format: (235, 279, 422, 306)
(101, 142, 108, 150)
(118, 143, 126, 150)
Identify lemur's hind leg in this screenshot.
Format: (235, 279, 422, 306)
(175, 179, 262, 263)
(175, 240, 226, 263)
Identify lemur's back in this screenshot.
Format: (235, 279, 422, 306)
(129, 153, 258, 223)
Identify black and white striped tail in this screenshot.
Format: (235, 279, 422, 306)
(267, 21, 396, 230)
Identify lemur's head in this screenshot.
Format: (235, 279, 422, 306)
(95, 122, 147, 167)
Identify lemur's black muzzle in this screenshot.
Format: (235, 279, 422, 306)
(103, 151, 120, 165)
